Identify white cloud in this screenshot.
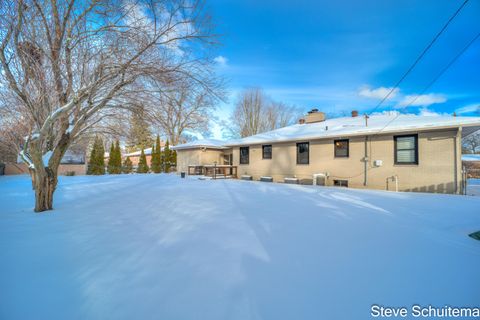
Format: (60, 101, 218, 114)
(358, 86, 399, 100)
(397, 94, 447, 107)
(418, 108, 439, 116)
(371, 110, 400, 116)
(214, 56, 228, 66)
(418, 108, 451, 116)
(455, 103, 480, 115)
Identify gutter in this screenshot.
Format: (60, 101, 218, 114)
(454, 126, 462, 194)
(172, 146, 230, 151)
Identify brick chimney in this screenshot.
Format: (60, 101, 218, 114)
(305, 109, 326, 124)
(351, 110, 358, 117)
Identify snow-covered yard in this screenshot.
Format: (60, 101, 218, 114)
(467, 179, 480, 197)
(1, 174, 479, 320)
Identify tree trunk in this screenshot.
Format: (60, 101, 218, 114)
(33, 167, 58, 212)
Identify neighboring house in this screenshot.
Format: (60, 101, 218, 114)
(4, 150, 86, 175)
(175, 110, 480, 194)
(462, 154, 480, 178)
(124, 147, 154, 167)
(124, 146, 167, 167)
(172, 139, 230, 173)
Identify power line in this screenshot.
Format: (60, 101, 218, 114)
(359, 28, 480, 182)
(401, 31, 480, 110)
(375, 30, 480, 135)
(314, 28, 479, 181)
(368, 0, 470, 115)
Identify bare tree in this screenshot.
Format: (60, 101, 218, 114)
(0, 0, 218, 212)
(264, 101, 302, 131)
(0, 93, 32, 162)
(224, 88, 303, 138)
(145, 76, 222, 145)
(463, 132, 480, 154)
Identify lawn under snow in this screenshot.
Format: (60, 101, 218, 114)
(467, 179, 480, 197)
(1, 175, 479, 320)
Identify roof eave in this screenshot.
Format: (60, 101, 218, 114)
(172, 146, 229, 151)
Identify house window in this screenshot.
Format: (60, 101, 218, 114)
(240, 147, 249, 164)
(394, 134, 418, 164)
(334, 180, 348, 187)
(223, 154, 232, 165)
(334, 139, 349, 157)
(262, 145, 272, 159)
(296, 142, 309, 164)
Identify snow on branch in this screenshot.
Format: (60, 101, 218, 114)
(39, 86, 90, 138)
(20, 135, 35, 169)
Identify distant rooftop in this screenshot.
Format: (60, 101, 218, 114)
(17, 150, 85, 164)
(124, 146, 168, 157)
(172, 139, 228, 151)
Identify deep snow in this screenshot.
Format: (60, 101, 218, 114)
(0, 174, 479, 320)
(467, 179, 480, 196)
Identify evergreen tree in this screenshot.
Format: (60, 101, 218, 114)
(152, 143, 156, 167)
(171, 150, 177, 169)
(112, 140, 122, 174)
(107, 142, 115, 174)
(87, 140, 97, 175)
(96, 137, 106, 175)
(126, 108, 153, 153)
(151, 135, 162, 173)
(122, 156, 133, 173)
(136, 149, 149, 173)
(163, 140, 171, 173)
(87, 136, 105, 175)
(159, 141, 164, 172)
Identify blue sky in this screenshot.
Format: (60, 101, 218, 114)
(206, 0, 480, 138)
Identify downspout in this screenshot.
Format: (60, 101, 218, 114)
(364, 136, 368, 186)
(454, 126, 462, 194)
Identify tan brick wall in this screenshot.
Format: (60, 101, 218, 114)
(127, 155, 152, 167)
(231, 129, 462, 194)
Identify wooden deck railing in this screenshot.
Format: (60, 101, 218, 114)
(187, 165, 238, 179)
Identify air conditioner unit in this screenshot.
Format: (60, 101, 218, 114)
(313, 173, 327, 186)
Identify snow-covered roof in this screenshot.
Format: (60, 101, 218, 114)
(17, 150, 85, 165)
(125, 147, 152, 157)
(172, 139, 229, 150)
(462, 154, 480, 162)
(61, 151, 85, 164)
(225, 114, 480, 146)
(124, 146, 169, 157)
